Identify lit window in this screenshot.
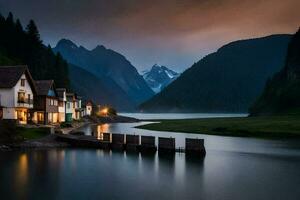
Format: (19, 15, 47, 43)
(18, 92, 25, 103)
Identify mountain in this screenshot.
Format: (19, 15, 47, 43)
(68, 64, 135, 111)
(142, 64, 180, 93)
(53, 39, 154, 105)
(250, 29, 300, 116)
(140, 34, 291, 113)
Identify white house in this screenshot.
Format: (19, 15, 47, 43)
(66, 93, 74, 122)
(74, 95, 84, 120)
(56, 88, 67, 123)
(86, 100, 93, 116)
(0, 65, 36, 124)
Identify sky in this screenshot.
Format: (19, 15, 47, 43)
(0, 0, 299, 72)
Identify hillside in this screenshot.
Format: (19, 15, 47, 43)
(0, 12, 70, 88)
(250, 29, 300, 115)
(68, 64, 135, 111)
(140, 34, 291, 113)
(53, 39, 154, 104)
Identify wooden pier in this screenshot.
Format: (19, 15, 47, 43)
(56, 133, 205, 156)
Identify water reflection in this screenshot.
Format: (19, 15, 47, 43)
(1, 148, 300, 200)
(18, 154, 28, 183)
(1, 150, 69, 200)
(14, 153, 28, 199)
(96, 124, 109, 140)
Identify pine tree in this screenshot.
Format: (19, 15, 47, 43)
(0, 12, 70, 89)
(26, 19, 42, 45)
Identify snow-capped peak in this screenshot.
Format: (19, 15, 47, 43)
(142, 64, 180, 93)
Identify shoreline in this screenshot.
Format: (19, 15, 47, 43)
(0, 114, 140, 151)
(4, 114, 300, 151)
(136, 115, 300, 139)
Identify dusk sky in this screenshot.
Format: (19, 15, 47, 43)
(0, 0, 299, 72)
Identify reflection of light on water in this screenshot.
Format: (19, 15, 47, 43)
(97, 124, 109, 140)
(15, 153, 28, 198)
(19, 154, 28, 182)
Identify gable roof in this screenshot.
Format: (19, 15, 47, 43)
(85, 100, 93, 106)
(0, 65, 37, 93)
(35, 80, 57, 96)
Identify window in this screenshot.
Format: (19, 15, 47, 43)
(21, 79, 25, 87)
(37, 112, 44, 122)
(67, 103, 70, 109)
(18, 92, 25, 103)
(54, 100, 58, 106)
(59, 101, 63, 107)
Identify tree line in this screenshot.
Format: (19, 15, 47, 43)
(0, 12, 70, 89)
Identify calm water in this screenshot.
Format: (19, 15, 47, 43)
(1, 113, 300, 200)
(120, 112, 248, 120)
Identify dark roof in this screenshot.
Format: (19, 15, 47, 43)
(56, 88, 66, 98)
(35, 80, 55, 96)
(0, 65, 37, 94)
(0, 65, 27, 88)
(85, 100, 93, 106)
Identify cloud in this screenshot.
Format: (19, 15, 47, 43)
(0, 0, 299, 71)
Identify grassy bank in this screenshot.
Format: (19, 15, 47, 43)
(136, 115, 300, 138)
(17, 127, 50, 140)
(0, 125, 50, 145)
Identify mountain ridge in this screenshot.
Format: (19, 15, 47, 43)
(68, 64, 135, 111)
(250, 30, 300, 115)
(53, 39, 154, 106)
(140, 34, 292, 113)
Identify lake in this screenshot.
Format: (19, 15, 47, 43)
(120, 112, 248, 120)
(1, 113, 300, 200)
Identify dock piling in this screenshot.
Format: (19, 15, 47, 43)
(140, 136, 157, 152)
(125, 135, 140, 151)
(111, 133, 125, 150)
(158, 137, 175, 152)
(185, 138, 206, 156)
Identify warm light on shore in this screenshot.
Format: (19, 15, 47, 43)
(99, 107, 108, 116)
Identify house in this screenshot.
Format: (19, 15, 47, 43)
(85, 100, 93, 116)
(32, 80, 59, 124)
(66, 93, 74, 122)
(0, 65, 36, 124)
(66, 93, 85, 121)
(56, 88, 67, 123)
(74, 95, 84, 119)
